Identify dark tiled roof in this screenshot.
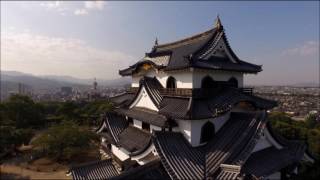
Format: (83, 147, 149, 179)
(110, 160, 170, 180)
(140, 76, 163, 107)
(70, 159, 119, 180)
(205, 112, 266, 177)
(104, 112, 128, 143)
(120, 26, 262, 76)
(215, 164, 241, 180)
(101, 112, 152, 154)
(118, 126, 151, 154)
(110, 93, 135, 107)
(115, 107, 168, 127)
(159, 88, 277, 120)
(153, 112, 267, 179)
(194, 58, 262, 73)
(153, 132, 205, 179)
(119, 60, 166, 76)
(155, 28, 217, 71)
(242, 144, 305, 178)
(110, 76, 163, 108)
(159, 96, 191, 119)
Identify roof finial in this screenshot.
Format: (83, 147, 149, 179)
(215, 14, 223, 30)
(154, 37, 158, 46)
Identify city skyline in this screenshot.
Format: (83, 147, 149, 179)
(1, 1, 319, 86)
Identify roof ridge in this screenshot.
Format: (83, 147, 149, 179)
(155, 28, 216, 49)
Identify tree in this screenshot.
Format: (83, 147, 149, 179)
(32, 121, 98, 161)
(3, 95, 45, 129)
(56, 101, 80, 121)
(305, 113, 319, 129)
(0, 126, 34, 153)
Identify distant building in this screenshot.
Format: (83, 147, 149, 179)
(88, 78, 101, 101)
(70, 16, 315, 180)
(61, 86, 72, 96)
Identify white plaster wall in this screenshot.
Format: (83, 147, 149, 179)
(146, 70, 167, 88)
(190, 112, 230, 146)
(252, 128, 273, 153)
(133, 119, 142, 129)
(153, 70, 193, 88)
(130, 87, 158, 111)
(131, 76, 140, 87)
(132, 69, 194, 89)
(176, 119, 192, 143)
(150, 125, 162, 133)
(132, 144, 156, 165)
(192, 69, 244, 88)
(111, 144, 130, 161)
(175, 113, 230, 147)
(172, 71, 193, 88)
(264, 127, 283, 149)
(131, 68, 243, 89)
(212, 112, 230, 131)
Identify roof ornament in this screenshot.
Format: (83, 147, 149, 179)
(154, 37, 158, 46)
(215, 14, 223, 31)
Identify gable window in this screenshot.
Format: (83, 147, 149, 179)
(142, 122, 150, 131)
(166, 76, 176, 88)
(235, 101, 256, 111)
(200, 121, 215, 143)
(228, 77, 238, 88)
(201, 76, 215, 89)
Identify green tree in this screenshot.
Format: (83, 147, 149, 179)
(3, 95, 45, 128)
(0, 126, 34, 153)
(32, 121, 98, 161)
(305, 113, 319, 129)
(56, 101, 80, 121)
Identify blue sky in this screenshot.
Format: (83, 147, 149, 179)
(1, 1, 319, 85)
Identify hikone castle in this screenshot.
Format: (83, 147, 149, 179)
(70, 17, 314, 180)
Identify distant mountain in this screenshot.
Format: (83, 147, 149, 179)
(1, 71, 87, 92)
(290, 82, 319, 88)
(1, 71, 131, 93)
(41, 75, 130, 87)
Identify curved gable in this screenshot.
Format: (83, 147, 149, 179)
(129, 86, 159, 111)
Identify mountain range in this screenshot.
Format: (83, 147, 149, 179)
(1, 71, 131, 95)
(1, 70, 318, 94)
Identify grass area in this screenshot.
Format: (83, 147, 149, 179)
(1, 143, 101, 180)
(0, 164, 70, 180)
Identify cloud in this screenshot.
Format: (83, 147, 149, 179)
(84, 1, 106, 10)
(74, 1, 106, 16)
(74, 9, 88, 16)
(40, 1, 61, 9)
(1, 31, 135, 79)
(40, 1, 68, 15)
(282, 41, 319, 57)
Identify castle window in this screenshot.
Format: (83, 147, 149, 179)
(166, 76, 176, 88)
(127, 117, 133, 125)
(200, 121, 215, 143)
(201, 76, 215, 89)
(142, 122, 150, 131)
(228, 77, 238, 88)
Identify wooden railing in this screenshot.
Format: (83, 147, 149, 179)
(160, 88, 193, 96)
(239, 88, 253, 95)
(127, 87, 253, 97)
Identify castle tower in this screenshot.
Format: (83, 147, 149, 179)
(70, 17, 315, 180)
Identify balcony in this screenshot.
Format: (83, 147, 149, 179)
(127, 86, 253, 97)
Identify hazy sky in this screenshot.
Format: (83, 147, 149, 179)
(1, 1, 319, 85)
